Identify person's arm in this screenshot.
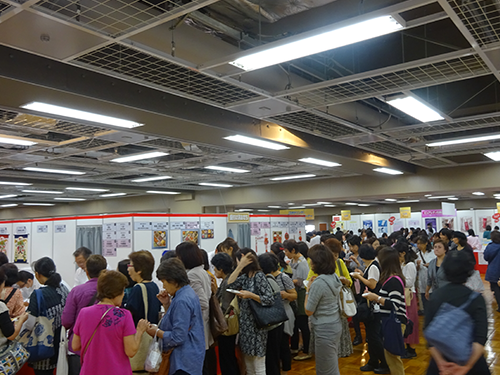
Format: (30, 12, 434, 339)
(281, 288, 297, 301)
(405, 263, 417, 290)
(440, 343, 485, 375)
(227, 254, 252, 286)
(62, 289, 77, 329)
(240, 272, 275, 305)
(304, 276, 318, 316)
(352, 273, 377, 290)
(146, 300, 192, 349)
(340, 260, 352, 287)
(0, 310, 28, 340)
(124, 319, 148, 357)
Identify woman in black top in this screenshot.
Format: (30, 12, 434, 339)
(425, 250, 489, 375)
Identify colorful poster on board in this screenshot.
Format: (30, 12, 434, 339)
(201, 229, 214, 239)
(460, 216, 473, 232)
(153, 231, 167, 248)
(273, 231, 282, 243)
(400, 207, 411, 219)
(441, 218, 454, 230)
(341, 210, 351, 221)
(425, 218, 437, 232)
(408, 219, 420, 228)
(182, 230, 199, 244)
(478, 216, 492, 231)
(378, 220, 388, 235)
(393, 219, 405, 231)
(14, 235, 28, 263)
(363, 220, 373, 230)
(0, 236, 7, 254)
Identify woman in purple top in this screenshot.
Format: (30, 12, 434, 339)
(72, 270, 148, 375)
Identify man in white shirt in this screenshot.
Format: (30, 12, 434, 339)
(73, 247, 92, 287)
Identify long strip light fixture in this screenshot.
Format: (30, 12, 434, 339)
(299, 158, 341, 167)
(100, 193, 126, 197)
(132, 176, 172, 182)
(147, 191, 181, 195)
(387, 97, 444, 123)
(205, 166, 250, 173)
(270, 174, 316, 181)
(66, 187, 109, 192)
(22, 190, 62, 194)
(373, 168, 403, 175)
(224, 135, 289, 150)
(111, 152, 168, 163)
(199, 183, 233, 188)
(427, 134, 500, 147)
(0, 136, 37, 146)
(229, 16, 404, 72)
(0, 181, 32, 186)
(23, 167, 85, 175)
(485, 151, 500, 161)
(0, 195, 17, 199)
(21, 102, 143, 129)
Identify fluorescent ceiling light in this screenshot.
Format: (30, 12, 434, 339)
(387, 97, 444, 123)
(224, 135, 289, 150)
(22, 190, 62, 194)
(324, 205, 336, 207)
(21, 102, 143, 129)
(66, 187, 109, 192)
(0, 204, 18, 208)
(289, 206, 306, 209)
(270, 174, 316, 181)
(54, 198, 86, 201)
(268, 206, 282, 208)
(358, 204, 371, 207)
(0, 181, 32, 186)
(485, 151, 500, 161)
(299, 158, 341, 167)
(23, 167, 85, 175)
(0, 136, 37, 146)
(258, 209, 270, 212)
(23, 203, 54, 206)
(235, 209, 253, 212)
(317, 202, 333, 204)
(427, 134, 500, 147)
(345, 202, 358, 206)
(425, 194, 432, 197)
(303, 203, 319, 206)
(385, 198, 397, 202)
(205, 166, 250, 173)
(428, 195, 455, 199)
(0, 195, 17, 199)
(111, 152, 168, 163)
(147, 190, 181, 195)
(448, 197, 459, 200)
(199, 183, 233, 188)
(373, 168, 403, 175)
(131, 176, 173, 182)
(100, 193, 126, 197)
(229, 15, 403, 71)
(472, 192, 485, 196)
(397, 200, 420, 203)
(288, 203, 295, 205)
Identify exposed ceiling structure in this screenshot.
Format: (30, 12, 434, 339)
(0, 0, 500, 208)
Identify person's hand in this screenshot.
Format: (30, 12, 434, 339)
(238, 290, 255, 300)
(362, 292, 379, 302)
(157, 290, 171, 306)
(351, 272, 361, 280)
(210, 274, 218, 295)
(137, 319, 149, 333)
(19, 312, 29, 324)
(280, 290, 286, 298)
(417, 259, 422, 266)
(339, 276, 350, 286)
(354, 268, 363, 274)
(425, 291, 430, 300)
(442, 363, 471, 375)
(146, 323, 158, 337)
(307, 276, 316, 292)
(237, 253, 253, 269)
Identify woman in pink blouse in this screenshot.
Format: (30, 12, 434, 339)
(0, 264, 25, 318)
(72, 270, 148, 375)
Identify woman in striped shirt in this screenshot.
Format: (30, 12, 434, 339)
(363, 246, 407, 375)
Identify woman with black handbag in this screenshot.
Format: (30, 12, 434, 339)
(227, 248, 274, 375)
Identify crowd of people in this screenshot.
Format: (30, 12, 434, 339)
(0, 223, 496, 375)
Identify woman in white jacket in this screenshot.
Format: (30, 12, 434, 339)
(176, 242, 213, 374)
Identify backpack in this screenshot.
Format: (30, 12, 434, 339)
(424, 291, 479, 365)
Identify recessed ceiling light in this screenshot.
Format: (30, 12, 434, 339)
(23, 203, 55, 206)
(99, 193, 127, 197)
(373, 168, 403, 175)
(424, 194, 432, 197)
(0, 136, 37, 146)
(0, 181, 32, 186)
(448, 197, 459, 201)
(0, 204, 18, 208)
(270, 174, 316, 181)
(198, 183, 233, 188)
(0, 195, 17, 199)
(205, 166, 250, 173)
(387, 96, 444, 123)
(289, 206, 306, 209)
(385, 198, 397, 202)
(66, 187, 109, 192)
(54, 197, 86, 201)
(21, 102, 143, 128)
(345, 202, 358, 206)
(23, 167, 85, 175)
(397, 200, 420, 203)
(428, 195, 455, 199)
(229, 15, 403, 71)
(298, 158, 341, 167)
(472, 192, 485, 196)
(268, 206, 282, 209)
(427, 134, 500, 147)
(288, 203, 295, 205)
(324, 205, 336, 207)
(22, 190, 63, 194)
(224, 135, 289, 150)
(111, 151, 168, 163)
(358, 204, 371, 207)
(485, 151, 500, 161)
(147, 190, 181, 195)
(131, 176, 173, 182)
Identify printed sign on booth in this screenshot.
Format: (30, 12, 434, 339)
(341, 210, 351, 221)
(400, 207, 411, 219)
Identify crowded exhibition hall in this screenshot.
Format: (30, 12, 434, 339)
(0, 0, 500, 374)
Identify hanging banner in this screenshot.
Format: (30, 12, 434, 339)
(341, 210, 351, 221)
(400, 207, 411, 219)
(227, 212, 250, 223)
(0, 236, 7, 254)
(14, 234, 28, 263)
(497, 202, 500, 214)
(280, 209, 314, 220)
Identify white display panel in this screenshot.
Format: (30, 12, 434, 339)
(199, 215, 227, 254)
(103, 216, 133, 271)
(31, 221, 53, 264)
(52, 220, 77, 288)
(250, 216, 271, 254)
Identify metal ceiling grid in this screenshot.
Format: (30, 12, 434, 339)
(32, 0, 201, 37)
(359, 140, 416, 156)
(58, 138, 117, 150)
(285, 54, 490, 108)
(74, 43, 262, 106)
(0, 1, 10, 13)
(430, 138, 500, 155)
(447, 0, 500, 47)
(138, 138, 191, 152)
(269, 111, 362, 138)
(408, 157, 453, 168)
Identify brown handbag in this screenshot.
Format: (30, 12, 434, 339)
(151, 349, 173, 375)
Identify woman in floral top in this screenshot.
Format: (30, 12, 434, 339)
(227, 248, 274, 375)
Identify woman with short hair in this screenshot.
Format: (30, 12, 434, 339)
(72, 270, 148, 375)
(425, 239, 449, 301)
(146, 258, 206, 375)
(415, 236, 436, 313)
(0, 263, 25, 317)
(304, 245, 343, 375)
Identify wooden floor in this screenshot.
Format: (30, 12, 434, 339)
(289, 283, 500, 375)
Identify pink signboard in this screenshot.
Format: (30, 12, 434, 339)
(421, 209, 456, 218)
